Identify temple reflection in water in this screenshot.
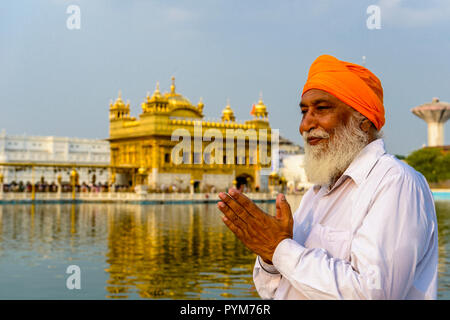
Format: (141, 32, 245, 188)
(104, 203, 259, 298)
(0, 203, 277, 299)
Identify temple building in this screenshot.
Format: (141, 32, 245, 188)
(108, 77, 273, 192)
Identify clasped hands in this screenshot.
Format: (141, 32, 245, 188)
(217, 188, 293, 264)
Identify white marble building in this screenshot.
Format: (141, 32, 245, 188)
(280, 154, 314, 192)
(0, 130, 110, 185)
(278, 136, 313, 192)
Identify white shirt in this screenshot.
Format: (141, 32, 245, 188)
(253, 139, 438, 300)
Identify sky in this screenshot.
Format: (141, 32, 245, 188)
(1, 0, 450, 156)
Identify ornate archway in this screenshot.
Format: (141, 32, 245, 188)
(235, 173, 254, 192)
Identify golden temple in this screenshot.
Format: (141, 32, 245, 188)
(108, 77, 272, 192)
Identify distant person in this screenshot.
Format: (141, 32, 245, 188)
(217, 55, 438, 299)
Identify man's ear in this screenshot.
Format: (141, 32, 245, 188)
(359, 118, 372, 133)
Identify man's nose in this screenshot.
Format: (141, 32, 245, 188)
(299, 111, 318, 135)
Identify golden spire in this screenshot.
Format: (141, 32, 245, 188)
(117, 90, 123, 103)
(149, 81, 163, 101)
(170, 76, 176, 93)
(198, 97, 204, 111)
(222, 98, 235, 122)
(112, 90, 125, 108)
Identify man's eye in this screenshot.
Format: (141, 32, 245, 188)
(317, 106, 331, 110)
(301, 109, 307, 114)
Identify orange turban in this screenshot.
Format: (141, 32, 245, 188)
(302, 55, 385, 130)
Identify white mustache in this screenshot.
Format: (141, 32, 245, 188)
(302, 129, 330, 140)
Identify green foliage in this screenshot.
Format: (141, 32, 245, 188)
(405, 148, 450, 183)
(395, 154, 406, 160)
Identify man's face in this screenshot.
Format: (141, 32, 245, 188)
(299, 89, 355, 147)
(300, 89, 370, 187)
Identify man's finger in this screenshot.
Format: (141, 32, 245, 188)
(221, 211, 245, 240)
(218, 192, 253, 221)
(226, 188, 265, 218)
(278, 194, 292, 225)
(217, 201, 248, 231)
(275, 193, 283, 220)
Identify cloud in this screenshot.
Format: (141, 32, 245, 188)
(377, 0, 450, 28)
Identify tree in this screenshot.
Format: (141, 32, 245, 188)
(405, 148, 450, 183)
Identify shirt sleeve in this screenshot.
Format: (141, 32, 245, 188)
(271, 172, 436, 299)
(252, 188, 315, 299)
(253, 256, 282, 300)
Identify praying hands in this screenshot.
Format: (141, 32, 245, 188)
(217, 188, 293, 264)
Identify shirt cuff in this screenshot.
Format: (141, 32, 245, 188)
(272, 238, 307, 275)
(257, 256, 280, 274)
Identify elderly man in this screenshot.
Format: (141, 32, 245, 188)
(217, 55, 438, 299)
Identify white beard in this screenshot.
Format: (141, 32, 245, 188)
(303, 116, 369, 188)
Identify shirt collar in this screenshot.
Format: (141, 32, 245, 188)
(314, 138, 387, 194)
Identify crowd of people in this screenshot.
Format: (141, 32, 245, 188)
(1, 181, 274, 194)
(0, 181, 123, 193)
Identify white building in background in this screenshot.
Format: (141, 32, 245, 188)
(280, 154, 313, 192)
(0, 130, 110, 185)
(279, 136, 304, 158)
(278, 136, 313, 193)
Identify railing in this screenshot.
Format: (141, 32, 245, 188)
(0, 191, 277, 203)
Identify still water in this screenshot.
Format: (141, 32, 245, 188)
(0, 199, 448, 299)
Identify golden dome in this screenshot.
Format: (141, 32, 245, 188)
(255, 98, 267, 112)
(149, 82, 168, 103)
(222, 100, 235, 122)
(111, 90, 126, 109)
(110, 90, 131, 120)
(164, 76, 193, 107)
(223, 105, 233, 115)
(166, 94, 192, 107)
(253, 95, 268, 118)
